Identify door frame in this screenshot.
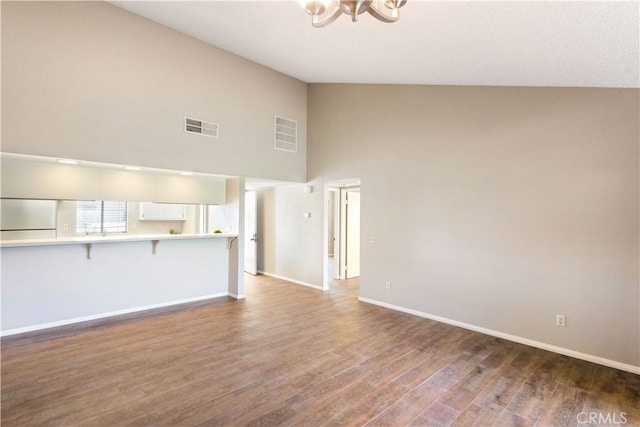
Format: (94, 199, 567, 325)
(343, 187, 360, 279)
(244, 190, 257, 275)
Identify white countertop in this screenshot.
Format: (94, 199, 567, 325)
(0, 233, 238, 248)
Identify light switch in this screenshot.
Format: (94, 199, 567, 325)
(304, 212, 311, 218)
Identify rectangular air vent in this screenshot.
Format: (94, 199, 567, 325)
(274, 115, 297, 153)
(185, 117, 218, 138)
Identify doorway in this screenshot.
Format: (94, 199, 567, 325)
(324, 179, 361, 289)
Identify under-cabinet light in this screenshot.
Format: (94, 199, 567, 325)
(57, 159, 79, 165)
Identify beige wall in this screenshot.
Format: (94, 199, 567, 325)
(257, 182, 324, 287)
(308, 84, 639, 368)
(1, 1, 307, 182)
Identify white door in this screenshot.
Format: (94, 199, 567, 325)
(345, 190, 360, 279)
(244, 190, 258, 275)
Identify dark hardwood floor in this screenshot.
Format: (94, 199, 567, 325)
(1, 274, 638, 426)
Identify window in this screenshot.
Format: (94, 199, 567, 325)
(76, 201, 127, 233)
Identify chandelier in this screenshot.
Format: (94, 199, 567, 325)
(300, 0, 407, 27)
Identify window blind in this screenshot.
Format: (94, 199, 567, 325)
(76, 201, 127, 233)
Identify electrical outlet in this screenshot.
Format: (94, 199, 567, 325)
(556, 314, 566, 327)
(63, 224, 69, 230)
(385, 281, 391, 290)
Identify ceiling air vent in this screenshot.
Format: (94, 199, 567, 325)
(274, 115, 297, 153)
(185, 117, 218, 138)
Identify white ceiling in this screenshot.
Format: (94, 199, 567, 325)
(114, 1, 639, 88)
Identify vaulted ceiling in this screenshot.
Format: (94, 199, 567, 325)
(113, 1, 639, 88)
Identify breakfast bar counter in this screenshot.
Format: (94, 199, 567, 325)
(0, 232, 237, 247)
(1, 233, 239, 335)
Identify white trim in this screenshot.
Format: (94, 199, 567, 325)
(1, 293, 229, 337)
(257, 270, 323, 291)
(358, 296, 640, 375)
(228, 293, 246, 300)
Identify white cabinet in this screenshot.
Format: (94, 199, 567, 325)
(100, 169, 157, 202)
(138, 203, 186, 221)
(152, 174, 226, 204)
(1, 155, 227, 204)
(1, 156, 101, 200)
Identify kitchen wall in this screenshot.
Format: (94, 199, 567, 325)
(305, 84, 639, 369)
(2, 154, 227, 238)
(56, 201, 199, 238)
(1, 1, 307, 182)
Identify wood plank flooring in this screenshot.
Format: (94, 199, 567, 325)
(2, 274, 639, 426)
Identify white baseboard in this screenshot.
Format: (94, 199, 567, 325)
(228, 293, 245, 300)
(257, 270, 323, 290)
(1, 292, 230, 337)
(358, 296, 640, 375)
